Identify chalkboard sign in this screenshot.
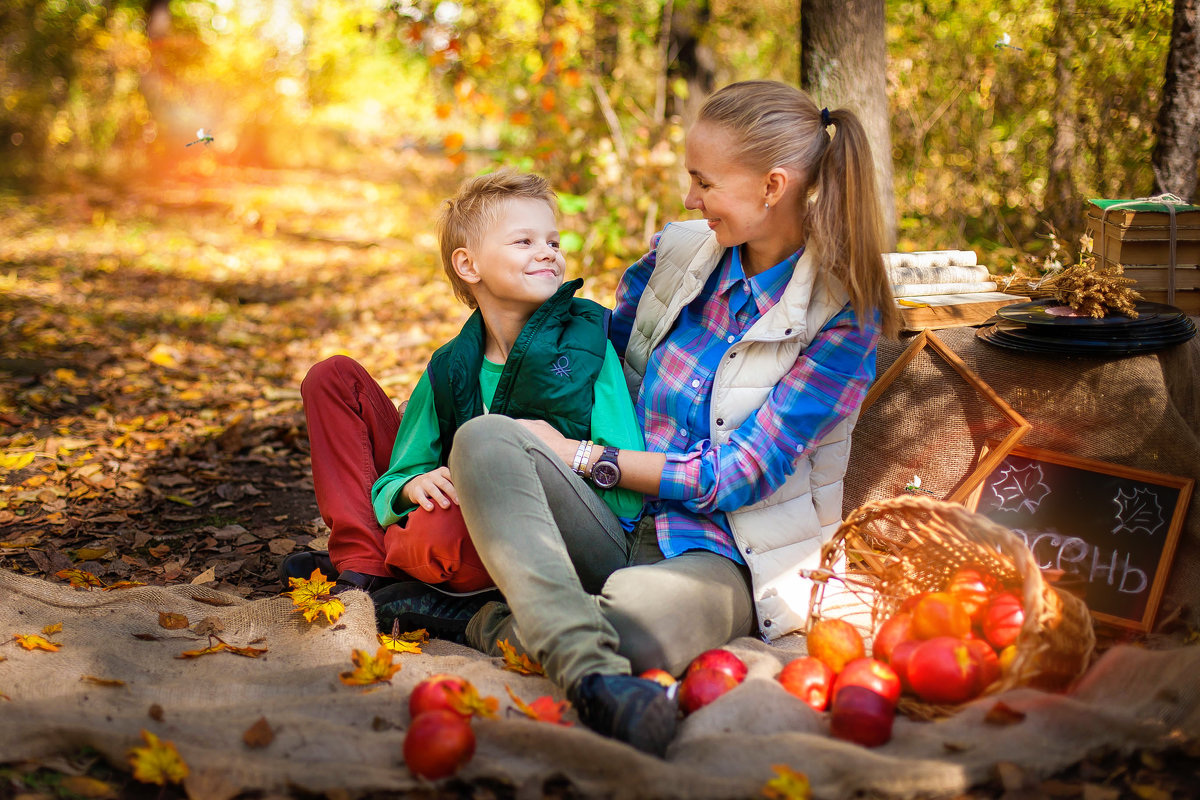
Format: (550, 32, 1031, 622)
(966, 443, 1193, 632)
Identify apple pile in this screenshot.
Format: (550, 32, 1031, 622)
(403, 674, 477, 779)
(776, 566, 1027, 747)
(640, 648, 748, 715)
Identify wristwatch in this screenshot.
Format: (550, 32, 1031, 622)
(590, 446, 622, 489)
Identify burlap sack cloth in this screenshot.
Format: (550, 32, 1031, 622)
(1, 326, 1198, 799)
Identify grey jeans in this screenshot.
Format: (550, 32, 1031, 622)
(448, 414, 754, 690)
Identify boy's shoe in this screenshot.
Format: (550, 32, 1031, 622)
(278, 551, 396, 595)
(568, 673, 679, 757)
(373, 582, 499, 644)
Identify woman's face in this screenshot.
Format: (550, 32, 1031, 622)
(683, 122, 770, 248)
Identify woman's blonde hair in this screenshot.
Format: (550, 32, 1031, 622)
(437, 170, 557, 309)
(697, 80, 899, 338)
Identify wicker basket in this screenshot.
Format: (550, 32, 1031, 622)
(807, 494, 1096, 717)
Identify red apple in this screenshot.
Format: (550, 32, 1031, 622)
(982, 592, 1025, 650)
(639, 668, 677, 688)
(965, 638, 1001, 694)
(777, 657, 835, 711)
(830, 685, 895, 747)
(906, 636, 982, 705)
(685, 648, 748, 684)
(807, 618, 866, 674)
(678, 667, 738, 714)
(409, 674, 470, 719)
(946, 566, 999, 624)
(833, 657, 902, 706)
(889, 639, 920, 694)
(871, 612, 913, 663)
(911, 592, 972, 640)
(403, 710, 475, 779)
(898, 591, 930, 615)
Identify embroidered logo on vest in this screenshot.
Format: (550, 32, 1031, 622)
(551, 355, 571, 377)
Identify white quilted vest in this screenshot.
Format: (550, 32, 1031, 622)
(624, 220, 863, 640)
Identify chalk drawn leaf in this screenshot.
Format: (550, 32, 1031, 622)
(1112, 488, 1165, 536)
(989, 463, 1051, 514)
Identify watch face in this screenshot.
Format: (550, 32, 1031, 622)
(592, 461, 620, 489)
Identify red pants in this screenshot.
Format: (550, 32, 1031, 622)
(300, 355, 493, 593)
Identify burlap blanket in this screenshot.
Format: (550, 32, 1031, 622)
(2, 326, 1198, 799)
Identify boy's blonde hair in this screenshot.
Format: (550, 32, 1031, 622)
(437, 170, 558, 309)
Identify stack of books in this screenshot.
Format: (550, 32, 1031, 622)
(1085, 198, 1200, 315)
(883, 250, 1025, 331)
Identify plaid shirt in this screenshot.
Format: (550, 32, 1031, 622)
(610, 234, 879, 563)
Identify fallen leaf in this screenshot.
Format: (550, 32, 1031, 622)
(447, 681, 499, 719)
(762, 765, 812, 800)
(42, 622, 63, 635)
(177, 637, 266, 659)
(498, 638, 545, 676)
(74, 546, 111, 561)
(148, 704, 164, 721)
(193, 617, 224, 637)
(284, 568, 345, 624)
(505, 685, 572, 726)
(190, 566, 217, 585)
(243, 716, 274, 748)
(338, 646, 401, 686)
(985, 701, 1028, 726)
(183, 769, 241, 800)
(158, 612, 190, 630)
(0, 451, 36, 470)
(80, 675, 127, 687)
(14, 633, 61, 651)
(103, 580, 146, 591)
(56, 567, 104, 589)
(59, 775, 117, 799)
(127, 729, 189, 786)
(378, 632, 423, 654)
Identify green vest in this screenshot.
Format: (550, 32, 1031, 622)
(427, 278, 609, 463)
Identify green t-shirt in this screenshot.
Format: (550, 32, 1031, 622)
(371, 341, 645, 528)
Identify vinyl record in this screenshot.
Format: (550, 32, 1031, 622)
(993, 316, 1197, 343)
(976, 317, 1196, 356)
(996, 298, 1186, 328)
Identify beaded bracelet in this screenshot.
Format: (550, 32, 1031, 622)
(571, 439, 594, 476)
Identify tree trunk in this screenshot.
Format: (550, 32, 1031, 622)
(1045, 0, 1080, 237)
(1152, 0, 1200, 201)
(800, 0, 897, 249)
(668, 0, 716, 127)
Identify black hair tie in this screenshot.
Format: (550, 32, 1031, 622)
(820, 107, 832, 128)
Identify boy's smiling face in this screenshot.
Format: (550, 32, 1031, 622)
(455, 197, 565, 313)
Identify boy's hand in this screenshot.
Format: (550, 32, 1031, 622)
(516, 418, 574, 465)
(402, 467, 458, 511)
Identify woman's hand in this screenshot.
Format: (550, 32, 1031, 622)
(515, 418, 576, 464)
(402, 466, 458, 511)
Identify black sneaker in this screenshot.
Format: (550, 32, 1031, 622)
(278, 551, 397, 595)
(373, 582, 499, 644)
(568, 673, 679, 757)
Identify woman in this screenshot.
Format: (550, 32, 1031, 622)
(385, 80, 899, 756)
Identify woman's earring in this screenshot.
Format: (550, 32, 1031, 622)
(764, 202, 770, 210)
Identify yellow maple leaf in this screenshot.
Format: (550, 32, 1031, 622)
(127, 729, 189, 786)
(42, 622, 63, 636)
(284, 568, 345, 623)
(762, 765, 811, 800)
(55, 568, 104, 589)
(14, 633, 60, 652)
(505, 685, 572, 726)
(103, 580, 146, 591)
(339, 647, 401, 686)
(446, 681, 499, 719)
(176, 637, 266, 659)
(377, 633, 422, 654)
(497, 638, 545, 676)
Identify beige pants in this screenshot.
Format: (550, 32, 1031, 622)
(449, 414, 755, 690)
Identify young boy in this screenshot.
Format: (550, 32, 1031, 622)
(282, 171, 644, 638)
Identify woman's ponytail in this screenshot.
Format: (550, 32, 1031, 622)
(809, 108, 900, 338)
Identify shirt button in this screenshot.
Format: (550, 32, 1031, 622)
(785, 328, 793, 335)
(763, 619, 772, 627)
(691, 379, 700, 389)
(679, 428, 687, 437)
(726, 335, 735, 344)
(744, 546, 752, 555)
(716, 418, 724, 426)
